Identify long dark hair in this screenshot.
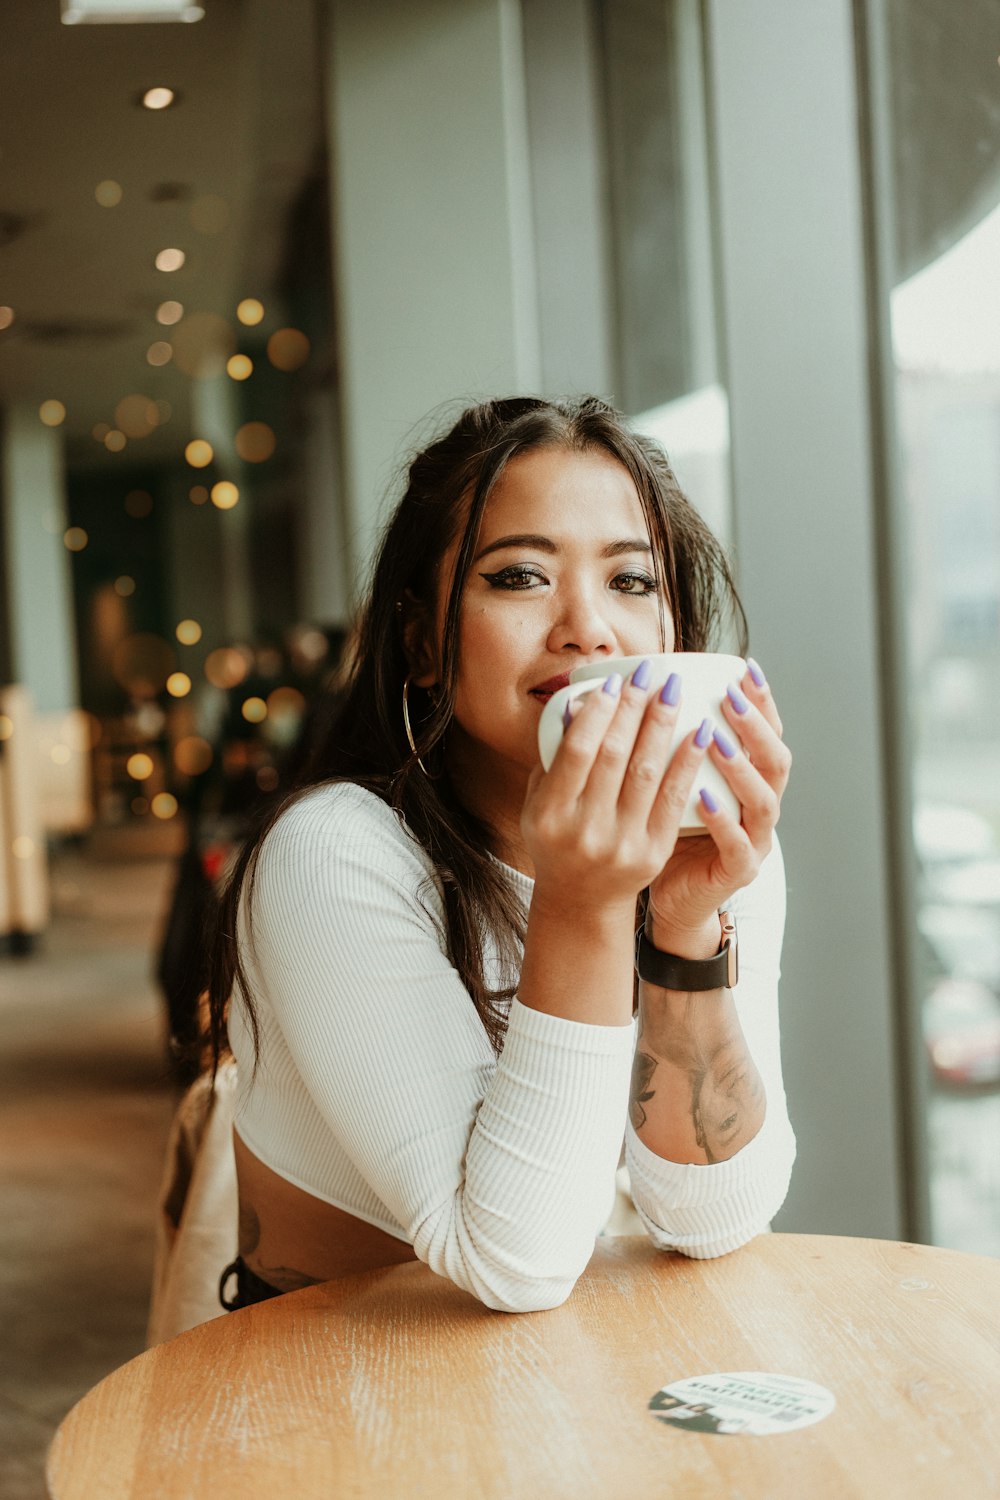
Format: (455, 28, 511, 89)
(207, 395, 747, 1070)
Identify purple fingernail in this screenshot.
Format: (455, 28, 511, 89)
(563, 700, 574, 730)
(746, 657, 767, 688)
(727, 683, 750, 715)
(631, 658, 652, 691)
(603, 672, 623, 698)
(713, 726, 737, 758)
(695, 717, 712, 749)
(699, 786, 719, 814)
(659, 671, 681, 707)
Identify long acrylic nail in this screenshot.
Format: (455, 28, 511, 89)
(603, 672, 623, 698)
(563, 700, 574, 730)
(699, 786, 720, 814)
(746, 657, 767, 688)
(713, 726, 737, 758)
(659, 671, 681, 707)
(630, 658, 652, 691)
(727, 683, 750, 715)
(695, 717, 712, 749)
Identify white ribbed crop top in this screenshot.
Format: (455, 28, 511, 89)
(228, 781, 795, 1312)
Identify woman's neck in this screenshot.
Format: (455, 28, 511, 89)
(445, 739, 535, 879)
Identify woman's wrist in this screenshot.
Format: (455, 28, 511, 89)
(644, 910, 723, 964)
(521, 891, 636, 1026)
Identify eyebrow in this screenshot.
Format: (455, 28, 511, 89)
(473, 533, 653, 564)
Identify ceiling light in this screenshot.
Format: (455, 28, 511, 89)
(141, 87, 176, 110)
(95, 180, 123, 207)
(155, 248, 185, 272)
(63, 2, 204, 22)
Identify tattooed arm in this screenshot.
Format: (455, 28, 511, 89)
(625, 845, 794, 1254)
(629, 918, 766, 1164)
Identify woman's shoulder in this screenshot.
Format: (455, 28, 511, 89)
(260, 781, 433, 884)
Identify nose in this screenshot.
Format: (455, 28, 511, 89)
(545, 581, 618, 658)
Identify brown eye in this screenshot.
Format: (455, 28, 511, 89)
(479, 566, 546, 590)
(611, 570, 657, 595)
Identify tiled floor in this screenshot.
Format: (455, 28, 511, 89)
(0, 829, 181, 1500)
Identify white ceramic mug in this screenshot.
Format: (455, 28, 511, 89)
(537, 652, 746, 834)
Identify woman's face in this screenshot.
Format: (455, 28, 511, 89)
(424, 443, 674, 797)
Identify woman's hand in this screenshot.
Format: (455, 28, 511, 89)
(521, 662, 709, 917)
(646, 659, 791, 945)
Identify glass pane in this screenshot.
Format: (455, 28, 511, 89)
(886, 0, 1000, 1255)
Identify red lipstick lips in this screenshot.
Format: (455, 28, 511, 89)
(529, 673, 571, 702)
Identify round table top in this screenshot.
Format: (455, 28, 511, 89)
(47, 1233, 1000, 1500)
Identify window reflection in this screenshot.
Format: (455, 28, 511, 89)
(891, 166, 1000, 1256)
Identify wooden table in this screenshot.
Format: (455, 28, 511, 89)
(47, 1234, 1000, 1499)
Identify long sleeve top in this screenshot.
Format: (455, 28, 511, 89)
(228, 781, 795, 1313)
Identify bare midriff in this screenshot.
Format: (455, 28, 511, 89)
(233, 1131, 417, 1292)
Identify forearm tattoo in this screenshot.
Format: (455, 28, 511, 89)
(630, 1049, 658, 1131)
(630, 996, 765, 1162)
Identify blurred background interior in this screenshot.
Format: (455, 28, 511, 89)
(2, 0, 1000, 1493)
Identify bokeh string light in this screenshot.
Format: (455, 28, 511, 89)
(211, 481, 239, 509)
(142, 87, 175, 110)
(95, 180, 123, 207)
(39, 400, 66, 427)
(236, 298, 264, 326)
(155, 247, 185, 273)
(267, 327, 310, 371)
(234, 422, 275, 462)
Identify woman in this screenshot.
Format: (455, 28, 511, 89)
(210, 395, 795, 1315)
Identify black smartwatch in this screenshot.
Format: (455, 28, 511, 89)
(634, 911, 738, 991)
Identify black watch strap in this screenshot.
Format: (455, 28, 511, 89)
(634, 912, 738, 991)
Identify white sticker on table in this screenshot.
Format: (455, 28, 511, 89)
(649, 1372, 835, 1436)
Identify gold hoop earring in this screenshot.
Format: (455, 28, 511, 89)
(402, 675, 428, 775)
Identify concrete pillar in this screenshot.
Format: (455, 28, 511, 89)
(323, 0, 541, 583)
(190, 376, 254, 643)
(1, 406, 78, 714)
(520, 0, 614, 399)
(299, 385, 350, 627)
(706, 0, 914, 1238)
(0, 405, 80, 932)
